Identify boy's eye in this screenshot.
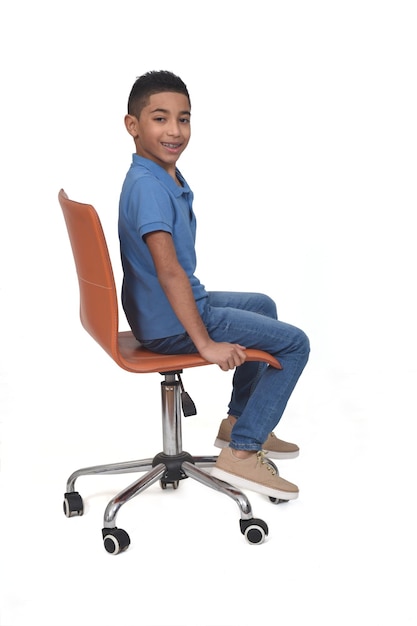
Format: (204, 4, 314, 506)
(180, 117, 190, 124)
(154, 117, 165, 122)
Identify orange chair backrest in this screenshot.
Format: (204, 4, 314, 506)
(58, 189, 120, 361)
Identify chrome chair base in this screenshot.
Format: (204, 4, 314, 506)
(63, 373, 270, 553)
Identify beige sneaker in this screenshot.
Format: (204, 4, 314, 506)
(211, 448, 299, 500)
(214, 418, 299, 459)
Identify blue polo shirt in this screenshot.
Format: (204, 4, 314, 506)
(118, 155, 208, 341)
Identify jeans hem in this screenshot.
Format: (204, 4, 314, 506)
(229, 443, 262, 452)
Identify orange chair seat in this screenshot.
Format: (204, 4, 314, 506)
(117, 330, 281, 374)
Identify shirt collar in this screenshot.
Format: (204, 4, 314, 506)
(132, 154, 190, 197)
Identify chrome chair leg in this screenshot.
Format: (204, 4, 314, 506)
(103, 463, 166, 529)
(182, 461, 253, 520)
(65, 459, 154, 493)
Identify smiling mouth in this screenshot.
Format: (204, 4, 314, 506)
(162, 142, 181, 149)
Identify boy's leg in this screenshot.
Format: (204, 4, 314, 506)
(205, 292, 309, 449)
(203, 295, 309, 499)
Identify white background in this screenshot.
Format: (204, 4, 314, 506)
(1, 1, 416, 625)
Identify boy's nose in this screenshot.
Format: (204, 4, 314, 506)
(167, 122, 180, 136)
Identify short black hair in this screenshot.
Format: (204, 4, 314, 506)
(127, 70, 191, 119)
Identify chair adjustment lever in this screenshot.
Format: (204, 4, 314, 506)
(177, 374, 197, 417)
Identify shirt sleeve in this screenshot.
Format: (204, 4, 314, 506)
(128, 176, 174, 240)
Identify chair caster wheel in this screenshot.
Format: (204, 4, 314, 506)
(240, 518, 268, 545)
(63, 492, 84, 517)
(102, 528, 130, 555)
(266, 459, 279, 474)
(160, 480, 179, 490)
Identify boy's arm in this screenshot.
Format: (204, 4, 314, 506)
(145, 230, 247, 372)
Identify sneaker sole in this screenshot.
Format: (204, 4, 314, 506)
(214, 438, 300, 460)
(210, 466, 299, 501)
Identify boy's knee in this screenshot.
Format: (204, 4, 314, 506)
(258, 293, 278, 319)
(296, 328, 310, 357)
(285, 326, 310, 359)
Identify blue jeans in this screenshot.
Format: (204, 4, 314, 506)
(141, 292, 310, 451)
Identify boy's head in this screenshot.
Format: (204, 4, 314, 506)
(125, 70, 191, 178)
(127, 70, 191, 120)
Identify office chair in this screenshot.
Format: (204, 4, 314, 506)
(58, 189, 284, 554)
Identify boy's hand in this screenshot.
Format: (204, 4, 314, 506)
(198, 341, 247, 371)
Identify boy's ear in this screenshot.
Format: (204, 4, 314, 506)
(124, 114, 139, 138)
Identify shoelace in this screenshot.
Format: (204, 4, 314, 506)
(256, 450, 276, 475)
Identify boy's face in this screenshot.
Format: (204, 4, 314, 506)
(125, 91, 191, 178)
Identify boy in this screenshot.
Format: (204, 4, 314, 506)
(118, 70, 310, 501)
